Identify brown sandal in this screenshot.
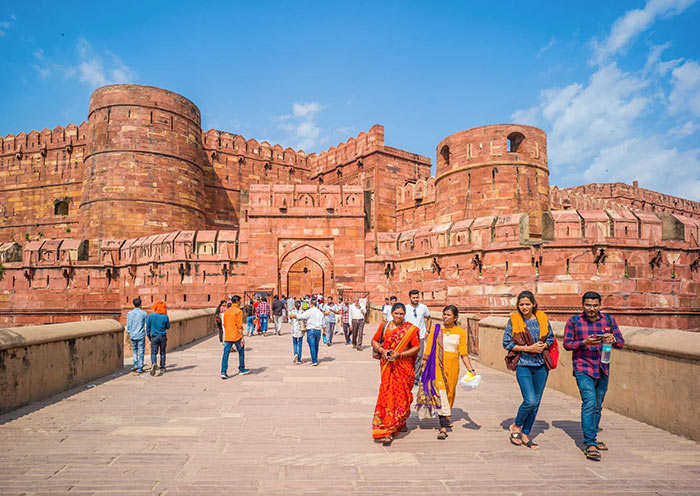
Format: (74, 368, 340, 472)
(437, 429, 448, 440)
(584, 445, 601, 461)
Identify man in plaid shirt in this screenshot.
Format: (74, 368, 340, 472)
(564, 291, 624, 461)
(256, 296, 271, 336)
(339, 297, 351, 345)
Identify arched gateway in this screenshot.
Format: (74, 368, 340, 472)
(279, 244, 333, 297)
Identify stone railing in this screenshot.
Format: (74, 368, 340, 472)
(478, 317, 700, 442)
(0, 320, 124, 414)
(1, 308, 217, 415)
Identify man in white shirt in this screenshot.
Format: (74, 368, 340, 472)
(382, 296, 398, 321)
(321, 296, 339, 346)
(290, 299, 324, 366)
(349, 297, 367, 351)
(403, 289, 431, 385)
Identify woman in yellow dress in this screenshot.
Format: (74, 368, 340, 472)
(417, 305, 476, 439)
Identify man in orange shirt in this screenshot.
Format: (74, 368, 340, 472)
(221, 295, 249, 378)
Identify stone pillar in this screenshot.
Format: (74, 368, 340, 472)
(79, 84, 206, 239)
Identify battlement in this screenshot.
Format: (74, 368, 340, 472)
(247, 184, 364, 216)
(563, 183, 700, 220)
(1, 123, 88, 156)
(307, 124, 386, 177)
(202, 129, 312, 171)
(380, 210, 700, 259)
(396, 177, 437, 209)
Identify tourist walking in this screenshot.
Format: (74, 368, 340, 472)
(564, 291, 624, 461)
(126, 297, 147, 373)
(290, 300, 304, 364)
(146, 301, 170, 376)
(290, 299, 324, 366)
(256, 296, 271, 335)
(321, 296, 339, 346)
(381, 298, 392, 321)
(371, 303, 421, 445)
(339, 298, 351, 345)
(272, 295, 285, 335)
(244, 300, 255, 336)
(405, 289, 432, 385)
(416, 305, 475, 439)
(215, 299, 227, 344)
(349, 297, 367, 351)
(221, 295, 249, 378)
(502, 291, 554, 449)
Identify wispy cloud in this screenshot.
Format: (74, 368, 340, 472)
(0, 14, 16, 36)
(513, 1, 700, 200)
(277, 101, 327, 151)
(591, 0, 697, 65)
(537, 37, 557, 58)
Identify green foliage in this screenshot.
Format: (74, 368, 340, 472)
(0, 261, 5, 282)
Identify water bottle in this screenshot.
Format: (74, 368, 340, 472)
(600, 325, 612, 364)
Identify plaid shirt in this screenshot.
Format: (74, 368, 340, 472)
(340, 304, 350, 324)
(256, 300, 270, 316)
(563, 312, 624, 379)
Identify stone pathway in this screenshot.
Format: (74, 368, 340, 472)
(1, 324, 699, 495)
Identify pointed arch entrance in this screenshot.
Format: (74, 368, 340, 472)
(279, 244, 333, 298)
(287, 257, 324, 297)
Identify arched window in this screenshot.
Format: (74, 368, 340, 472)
(440, 145, 450, 166)
(507, 132, 525, 153)
(54, 200, 69, 216)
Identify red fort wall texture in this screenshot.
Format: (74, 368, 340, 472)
(1, 84, 699, 330)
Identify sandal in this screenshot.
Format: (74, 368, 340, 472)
(523, 440, 539, 450)
(381, 436, 393, 446)
(597, 441, 608, 451)
(509, 431, 523, 446)
(584, 445, 601, 461)
(437, 429, 448, 440)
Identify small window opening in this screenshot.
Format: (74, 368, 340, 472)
(54, 200, 69, 216)
(440, 145, 450, 166)
(507, 132, 525, 153)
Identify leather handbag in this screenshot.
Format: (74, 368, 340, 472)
(372, 322, 387, 360)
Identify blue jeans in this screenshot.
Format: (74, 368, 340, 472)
(131, 337, 145, 371)
(246, 316, 255, 334)
(514, 365, 548, 435)
(221, 339, 245, 374)
(306, 329, 321, 364)
(259, 314, 269, 334)
(150, 335, 167, 368)
(293, 336, 303, 362)
(575, 371, 609, 447)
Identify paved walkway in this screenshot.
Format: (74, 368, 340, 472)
(1, 324, 699, 495)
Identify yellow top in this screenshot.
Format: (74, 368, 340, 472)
(424, 324, 468, 356)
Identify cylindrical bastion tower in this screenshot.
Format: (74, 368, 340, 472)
(79, 84, 206, 239)
(434, 124, 550, 235)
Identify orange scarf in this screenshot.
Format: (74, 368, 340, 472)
(510, 310, 548, 340)
(151, 301, 167, 314)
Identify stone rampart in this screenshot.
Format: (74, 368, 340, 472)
(0, 319, 124, 414)
(477, 316, 700, 442)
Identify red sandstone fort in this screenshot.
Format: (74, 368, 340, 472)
(1, 84, 699, 330)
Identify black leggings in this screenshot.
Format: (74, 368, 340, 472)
(439, 415, 450, 428)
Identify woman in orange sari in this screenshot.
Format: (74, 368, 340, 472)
(371, 303, 421, 445)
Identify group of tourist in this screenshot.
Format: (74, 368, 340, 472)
(124, 297, 171, 376)
(371, 288, 624, 462)
(126, 286, 625, 461)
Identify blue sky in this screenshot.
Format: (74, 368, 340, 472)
(1, 1, 699, 200)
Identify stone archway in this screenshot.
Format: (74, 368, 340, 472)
(279, 244, 333, 297)
(287, 257, 324, 297)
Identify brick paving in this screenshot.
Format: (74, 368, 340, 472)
(1, 324, 699, 495)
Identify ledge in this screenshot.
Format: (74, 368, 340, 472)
(0, 319, 124, 351)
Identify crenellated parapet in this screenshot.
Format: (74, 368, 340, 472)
(247, 184, 364, 216)
(561, 182, 700, 220)
(307, 125, 386, 178)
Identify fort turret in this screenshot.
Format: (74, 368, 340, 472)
(434, 124, 550, 236)
(79, 85, 207, 239)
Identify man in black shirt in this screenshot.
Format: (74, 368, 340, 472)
(272, 295, 286, 336)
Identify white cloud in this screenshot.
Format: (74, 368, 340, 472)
(584, 137, 700, 199)
(537, 37, 557, 58)
(292, 102, 325, 118)
(277, 101, 327, 151)
(76, 38, 136, 88)
(592, 0, 696, 64)
(668, 59, 700, 116)
(512, 2, 700, 201)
